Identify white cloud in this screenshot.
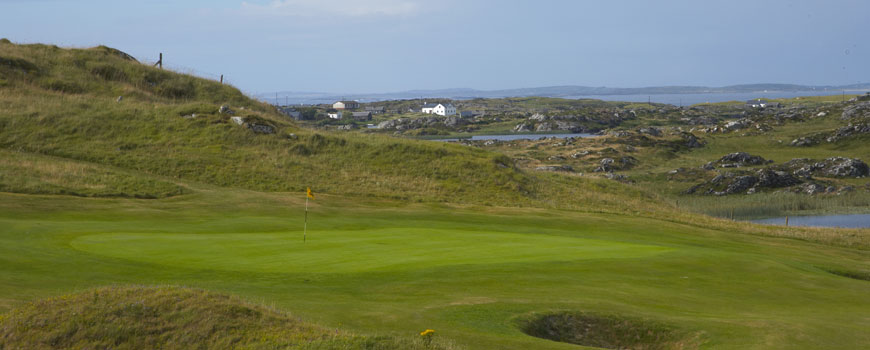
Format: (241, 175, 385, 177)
(240, 0, 424, 18)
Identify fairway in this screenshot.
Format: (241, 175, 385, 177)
(1, 192, 869, 349)
(71, 229, 671, 273)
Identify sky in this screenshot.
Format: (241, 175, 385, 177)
(1, 0, 867, 94)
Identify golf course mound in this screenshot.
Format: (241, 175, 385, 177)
(824, 268, 870, 281)
(518, 311, 701, 350)
(0, 286, 456, 350)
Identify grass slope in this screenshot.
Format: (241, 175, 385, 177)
(0, 149, 186, 198)
(0, 286, 457, 350)
(0, 41, 535, 206)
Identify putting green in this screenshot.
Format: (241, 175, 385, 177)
(70, 228, 671, 274)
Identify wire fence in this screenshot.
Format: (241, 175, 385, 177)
(136, 54, 260, 99)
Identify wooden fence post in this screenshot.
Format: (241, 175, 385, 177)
(153, 53, 163, 69)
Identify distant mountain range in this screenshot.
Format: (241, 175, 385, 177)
(258, 83, 870, 105)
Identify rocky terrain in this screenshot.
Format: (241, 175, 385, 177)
(686, 156, 868, 196)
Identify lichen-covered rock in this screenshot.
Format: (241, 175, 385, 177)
(717, 152, 768, 167)
(725, 175, 758, 194)
(824, 157, 869, 177)
(756, 169, 800, 188)
(637, 127, 661, 136)
(571, 151, 589, 158)
(790, 137, 816, 147)
(218, 105, 235, 115)
(842, 101, 870, 119)
(780, 157, 868, 178)
(513, 123, 532, 133)
(594, 158, 615, 173)
(826, 123, 870, 143)
(724, 119, 750, 131)
(681, 132, 704, 148)
(535, 123, 554, 132)
(529, 113, 547, 121)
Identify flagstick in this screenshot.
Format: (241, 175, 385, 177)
(303, 195, 309, 243)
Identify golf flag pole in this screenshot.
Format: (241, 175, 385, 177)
(304, 188, 315, 242)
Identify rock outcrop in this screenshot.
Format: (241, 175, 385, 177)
(716, 152, 768, 167)
(842, 101, 870, 120)
(826, 123, 870, 143)
(686, 157, 868, 196)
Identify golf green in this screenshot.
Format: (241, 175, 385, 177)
(71, 228, 671, 274)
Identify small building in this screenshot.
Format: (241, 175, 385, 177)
(459, 110, 483, 118)
(327, 109, 343, 119)
(352, 111, 373, 121)
(278, 107, 304, 120)
(365, 106, 386, 114)
(421, 103, 456, 116)
(333, 101, 360, 110)
(746, 99, 780, 108)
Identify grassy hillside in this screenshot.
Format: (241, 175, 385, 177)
(0, 42, 535, 205)
(1, 42, 868, 248)
(0, 149, 186, 198)
(1, 41, 869, 349)
(0, 286, 457, 350)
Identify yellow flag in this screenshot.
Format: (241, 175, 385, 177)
(306, 187, 315, 199)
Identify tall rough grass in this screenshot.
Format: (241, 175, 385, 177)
(0, 286, 461, 350)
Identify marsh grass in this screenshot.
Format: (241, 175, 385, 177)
(674, 191, 870, 220)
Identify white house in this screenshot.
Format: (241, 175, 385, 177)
(327, 110, 343, 119)
(333, 101, 360, 110)
(421, 103, 456, 116)
(746, 99, 780, 108)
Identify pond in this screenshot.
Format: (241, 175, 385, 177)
(752, 214, 870, 228)
(435, 133, 598, 142)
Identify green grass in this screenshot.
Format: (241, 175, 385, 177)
(0, 286, 459, 350)
(0, 42, 539, 206)
(0, 189, 868, 349)
(1, 41, 869, 349)
(0, 149, 187, 198)
(70, 229, 670, 274)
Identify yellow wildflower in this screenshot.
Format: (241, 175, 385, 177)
(420, 329, 435, 337)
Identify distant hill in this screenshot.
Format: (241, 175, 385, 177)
(261, 83, 870, 105)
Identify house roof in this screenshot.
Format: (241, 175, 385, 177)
(422, 103, 455, 109)
(335, 101, 358, 105)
